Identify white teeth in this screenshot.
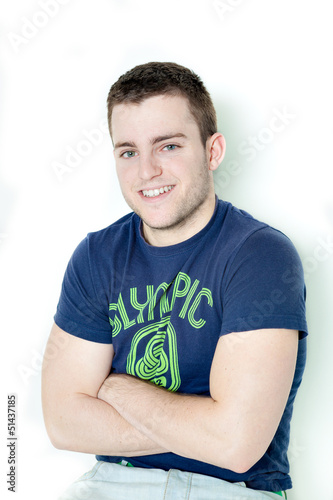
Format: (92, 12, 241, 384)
(142, 186, 174, 198)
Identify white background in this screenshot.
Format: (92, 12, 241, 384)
(0, 0, 332, 498)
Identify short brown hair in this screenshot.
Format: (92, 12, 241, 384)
(107, 62, 217, 146)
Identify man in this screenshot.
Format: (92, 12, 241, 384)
(42, 62, 308, 499)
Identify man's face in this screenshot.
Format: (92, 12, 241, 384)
(111, 94, 219, 245)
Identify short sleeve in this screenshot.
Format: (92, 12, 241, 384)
(54, 237, 112, 343)
(220, 227, 308, 338)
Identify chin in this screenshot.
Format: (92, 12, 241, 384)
(141, 218, 172, 231)
(143, 212, 189, 233)
(133, 206, 173, 229)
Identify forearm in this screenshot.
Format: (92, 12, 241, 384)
(44, 391, 168, 457)
(98, 375, 237, 469)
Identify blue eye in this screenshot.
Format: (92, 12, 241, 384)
(164, 144, 177, 151)
(122, 151, 137, 158)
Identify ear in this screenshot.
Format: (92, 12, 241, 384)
(207, 133, 226, 172)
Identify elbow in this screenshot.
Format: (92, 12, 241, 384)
(211, 453, 256, 475)
(226, 455, 258, 475)
(44, 419, 68, 450)
(42, 397, 74, 451)
(210, 435, 265, 474)
(214, 452, 261, 475)
(46, 425, 79, 452)
(42, 402, 74, 451)
(230, 433, 269, 473)
(232, 446, 267, 474)
(49, 435, 66, 451)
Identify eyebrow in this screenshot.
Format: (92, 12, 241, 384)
(114, 133, 188, 150)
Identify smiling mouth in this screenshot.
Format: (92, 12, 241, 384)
(142, 185, 175, 198)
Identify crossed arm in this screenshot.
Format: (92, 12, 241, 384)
(42, 323, 298, 473)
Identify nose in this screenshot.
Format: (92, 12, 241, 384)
(138, 152, 162, 180)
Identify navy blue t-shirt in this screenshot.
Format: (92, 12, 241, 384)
(54, 198, 308, 492)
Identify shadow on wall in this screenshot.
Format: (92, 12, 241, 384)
(325, 202, 333, 228)
(0, 66, 16, 249)
(212, 97, 267, 201)
(0, 180, 15, 248)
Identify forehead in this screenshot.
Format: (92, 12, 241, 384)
(111, 94, 198, 142)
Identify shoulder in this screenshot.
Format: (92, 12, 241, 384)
(218, 199, 301, 265)
(81, 212, 139, 257)
(86, 212, 137, 245)
(217, 199, 267, 251)
(67, 212, 138, 268)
